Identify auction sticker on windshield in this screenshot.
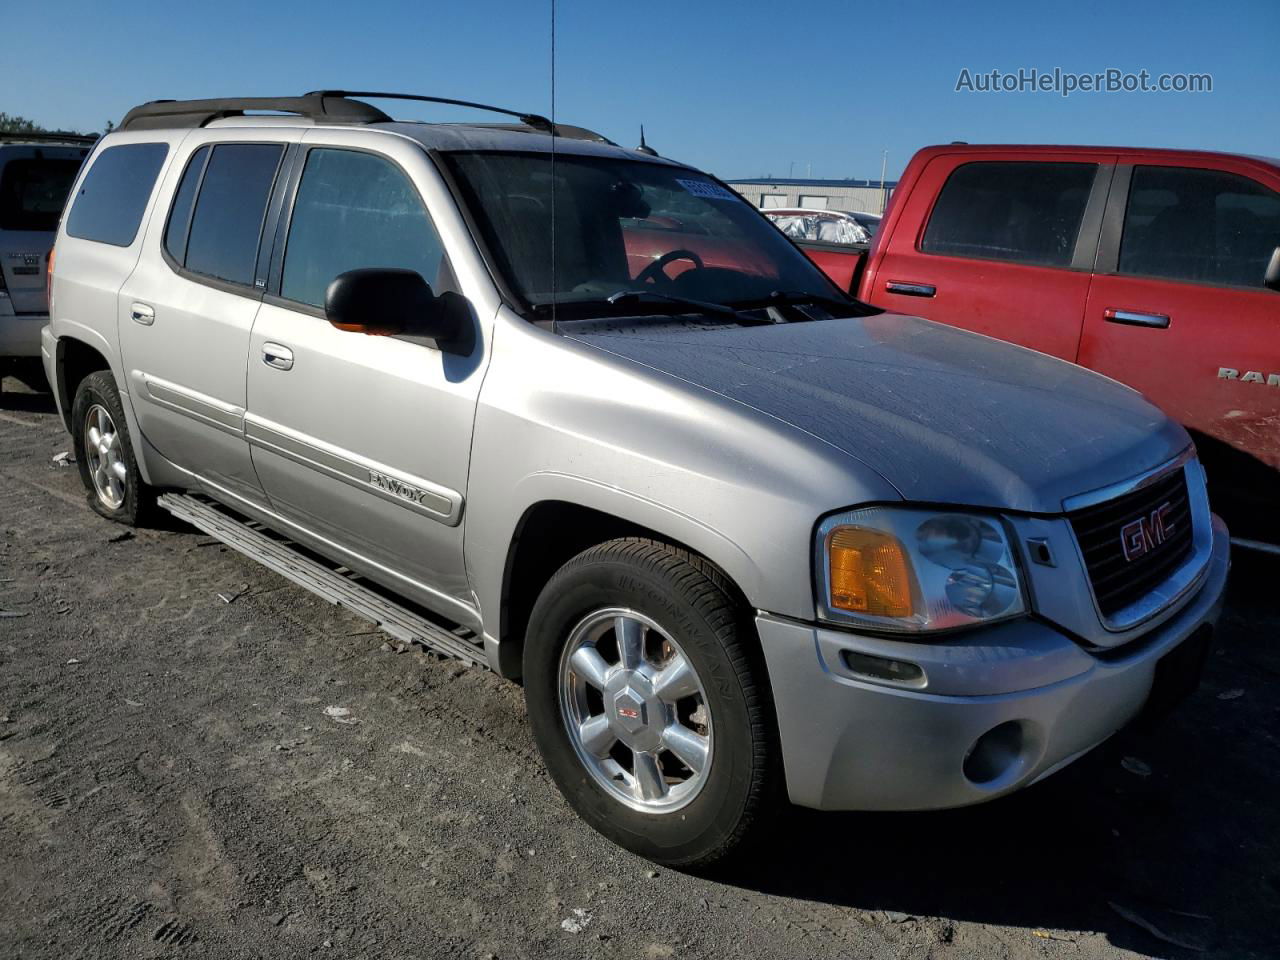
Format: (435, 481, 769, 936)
(675, 178, 738, 201)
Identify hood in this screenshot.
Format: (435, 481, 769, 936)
(568, 313, 1189, 514)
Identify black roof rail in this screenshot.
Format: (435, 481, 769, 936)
(0, 131, 98, 146)
(116, 92, 615, 144)
(118, 95, 392, 131)
(307, 93, 619, 143)
(306, 90, 556, 133)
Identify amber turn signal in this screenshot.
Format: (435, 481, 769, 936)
(828, 526, 916, 618)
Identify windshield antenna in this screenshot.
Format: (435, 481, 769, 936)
(549, 0, 558, 333)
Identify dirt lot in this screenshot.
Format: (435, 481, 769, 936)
(1, 376, 1278, 960)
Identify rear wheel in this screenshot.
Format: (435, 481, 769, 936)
(71, 370, 155, 525)
(524, 538, 778, 867)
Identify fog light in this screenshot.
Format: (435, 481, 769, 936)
(840, 649, 925, 686)
(963, 720, 1034, 785)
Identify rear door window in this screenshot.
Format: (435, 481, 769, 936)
(1118, 165, 1280, 288)
(65, 143, 168, 246)
(182, 143, 284, 286)
(163, 146, 209, 265)
(280, 148, 445, 308)
(921, 161, 1097, 267)
(0, 156, 82, 232)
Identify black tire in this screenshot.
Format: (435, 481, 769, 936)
(71, 370, 156, 525)
(524, 537, 779, 867)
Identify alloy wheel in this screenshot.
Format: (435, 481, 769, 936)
(558, 607, 713, 812)
(84, 403, 127, 510)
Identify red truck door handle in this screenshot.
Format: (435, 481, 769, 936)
(1104, 308, 1170, 329)
(885, 280, 936, 298)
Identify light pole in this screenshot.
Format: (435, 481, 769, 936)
(879, 149, 889, 214)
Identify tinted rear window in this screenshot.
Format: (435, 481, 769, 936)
(65, 143, 168, 246)
(0, 156, 82, 232)
(183, 143, 283, 286)
(1119, 165, 1280, 288)
(921, 161, 1096, 267)
(163, 146, 210, 265)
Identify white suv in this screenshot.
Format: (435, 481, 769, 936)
(44, 93, 1229, 866)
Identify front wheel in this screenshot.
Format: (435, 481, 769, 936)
(524, 538, 779, 867)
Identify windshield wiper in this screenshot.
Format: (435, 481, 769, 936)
(603, 289, 773, 324)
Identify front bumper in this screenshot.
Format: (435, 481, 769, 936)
(757, 514, 1230, 811)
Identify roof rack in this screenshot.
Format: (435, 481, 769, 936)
(0, 131, 98, 146)
(118, 94, 391, 131)
(305, 90, 555, 133)
(116, 91, 610, 142)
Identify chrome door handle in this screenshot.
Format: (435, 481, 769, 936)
(130, 302, 155, 325)
(262, 343, 294, 370)
(885, 280, 936, 298)
(1104, 308, 1169, 329)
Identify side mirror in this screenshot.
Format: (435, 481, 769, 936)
(324, 268, 462, 341)
(1265, 246, 1280, 292)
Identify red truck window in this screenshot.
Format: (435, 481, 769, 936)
(920, 162, 1096, 268)
(1118, 166, 1280, 289)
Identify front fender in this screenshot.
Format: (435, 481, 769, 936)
(462, 313, 902, 663)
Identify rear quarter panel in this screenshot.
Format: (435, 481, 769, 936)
(50, 130, 187, 477)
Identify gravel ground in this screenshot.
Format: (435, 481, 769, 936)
(2, 376, 1278, 960)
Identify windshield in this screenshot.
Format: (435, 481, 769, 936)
(444, 151, 848, 317)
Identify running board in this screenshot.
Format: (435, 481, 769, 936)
(157, 493, 489, 668)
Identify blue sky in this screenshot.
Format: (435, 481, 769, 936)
(11, 0, 1278, 180)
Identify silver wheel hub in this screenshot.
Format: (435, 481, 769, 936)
(84, 404, 127, 510)
(559, 607, 712, 813)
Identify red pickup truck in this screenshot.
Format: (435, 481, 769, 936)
(797, 144, 1280, 544)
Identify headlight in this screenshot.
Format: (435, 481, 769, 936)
(815, 506, 1026, 633)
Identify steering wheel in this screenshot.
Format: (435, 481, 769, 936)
(635, 248, 704, 287)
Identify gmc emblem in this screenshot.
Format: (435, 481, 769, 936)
(1120, 502, 1175, 562)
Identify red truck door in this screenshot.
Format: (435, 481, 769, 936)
(865, 152, 1114, 361)
(1080, 158, 1280, 481)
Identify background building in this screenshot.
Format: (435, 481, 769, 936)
(725, 176, 898, 214)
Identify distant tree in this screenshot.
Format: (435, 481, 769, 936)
(0, 112, 98, 141)
(103, 119, 115, 134)
(0, 112, 44, 134)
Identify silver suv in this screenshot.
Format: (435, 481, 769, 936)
(0, 134, 89, 397)
(45, 93, 1229, 866)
